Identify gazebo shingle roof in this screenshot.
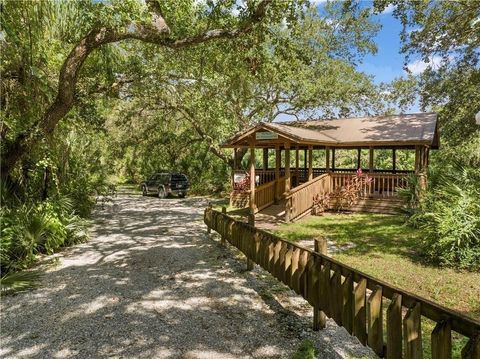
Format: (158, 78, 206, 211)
(222, 112, 439, 148)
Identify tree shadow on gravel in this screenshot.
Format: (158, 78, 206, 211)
(1, 195, 373, 359)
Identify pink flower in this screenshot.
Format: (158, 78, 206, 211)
(356, 168, 363, 177)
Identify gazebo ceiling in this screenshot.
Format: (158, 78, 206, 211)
(222, 112, 439, 149)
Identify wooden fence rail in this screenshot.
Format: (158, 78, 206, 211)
(204, 207, 480, 359)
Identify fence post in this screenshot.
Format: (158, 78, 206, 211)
(221, 206, 227, 245)
(313, 238, 327, 330)
(207, 203, 212, 234)
(246, 211, 255, 270)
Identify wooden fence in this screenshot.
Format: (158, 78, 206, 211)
(204, 207, 480, 359)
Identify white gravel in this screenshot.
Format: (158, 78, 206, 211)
(0, 193, 376, 359)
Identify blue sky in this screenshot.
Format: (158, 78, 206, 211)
(357, 7, 407, 85)
(314, 1, 423, 113)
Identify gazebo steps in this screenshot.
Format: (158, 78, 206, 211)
(344, 197, 405, 215)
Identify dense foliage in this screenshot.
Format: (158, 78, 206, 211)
(387, 0, 480, 270)
(400, 144, 480, 270)
(1, 0, 478, 293)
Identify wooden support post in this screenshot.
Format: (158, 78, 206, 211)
(285, 144, 291, 193)
(247, 211, 254, 270)
(232, 148, 237, 189)
(295, 146, 300, 187)
(415, 146, 420, 174)
(326, 147, 331, 173)
(249, 140, 257, 214)
(357, 148, 361, 170)
(313, 238, 327, 330)
(308, 146, 313, 181)
(331, 148, 336, 172)
(369, 147, 374, 173)
(221, 207, 227, 245)
(304, 148, 308, 180)
(262, 148, 269, 171)
(274, 145, 281, 203)
(207, 203, 212, 234)
(392, 148, 397, 173)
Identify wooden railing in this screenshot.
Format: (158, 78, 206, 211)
(331, 173, 408, 198)
(254, 181, 276, 211)
(284, 174, 331, 221)
(204, 208, 480, 359)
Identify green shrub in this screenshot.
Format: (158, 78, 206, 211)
(403, 158, 480, 270)
(0, 197, 89, 275)
(292, 340, 318, 359)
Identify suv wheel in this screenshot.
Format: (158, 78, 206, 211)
(142, 186, 148, 196)
(158, 187, 166, 199)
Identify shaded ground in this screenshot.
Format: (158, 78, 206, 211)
(1, 193, 374, 359)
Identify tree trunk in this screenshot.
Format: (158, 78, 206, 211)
(0, 0, 272, 178)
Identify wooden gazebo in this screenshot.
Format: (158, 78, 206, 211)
(221, 113, 439, 221)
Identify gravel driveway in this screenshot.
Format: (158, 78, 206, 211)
(1, 193, 375, 359)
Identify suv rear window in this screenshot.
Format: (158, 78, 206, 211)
(171, 174, 187, 182)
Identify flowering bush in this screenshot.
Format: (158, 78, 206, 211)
(331, 169, 373, 211)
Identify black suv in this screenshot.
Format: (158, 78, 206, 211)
(141, 173, 189, 198)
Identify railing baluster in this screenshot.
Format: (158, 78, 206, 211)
(404, 302, 423, 359)
(353, 278, 368, 345)
(387, 293, 403, 359)
(368, 285, 384, 356)
(342, 273, 354, 334)
(461, 334, 480, 359)
(330, 268, 343, 326)
(432, 320, 452, 359)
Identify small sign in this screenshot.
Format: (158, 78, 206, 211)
(256, 131, 278, 140)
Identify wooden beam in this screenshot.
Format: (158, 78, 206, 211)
(249, 139, 256, 213)
(357, 148, 361, 169)
(285, 144, 291, 193)
(304, 148, 307, 173)
(415, 147, 419, 172)
(307, 145, 313, 181)
(263, 148, 268, 170)
(326, 147, 330, 173)
(232, 148, 237, 189)
(392, 148, 397, 173)
(275, 145, 281, 203)
(295, 146, 300, 186)
(332, 148, 336, 171)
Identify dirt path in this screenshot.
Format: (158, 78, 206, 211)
(0, 193, 374, 359)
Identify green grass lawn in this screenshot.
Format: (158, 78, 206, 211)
(275, 213, 480, 321)
(275, 213, 480, 357)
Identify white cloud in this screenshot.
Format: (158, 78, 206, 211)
(381, 4, 396, 14)
(406, 56, 443, 75)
